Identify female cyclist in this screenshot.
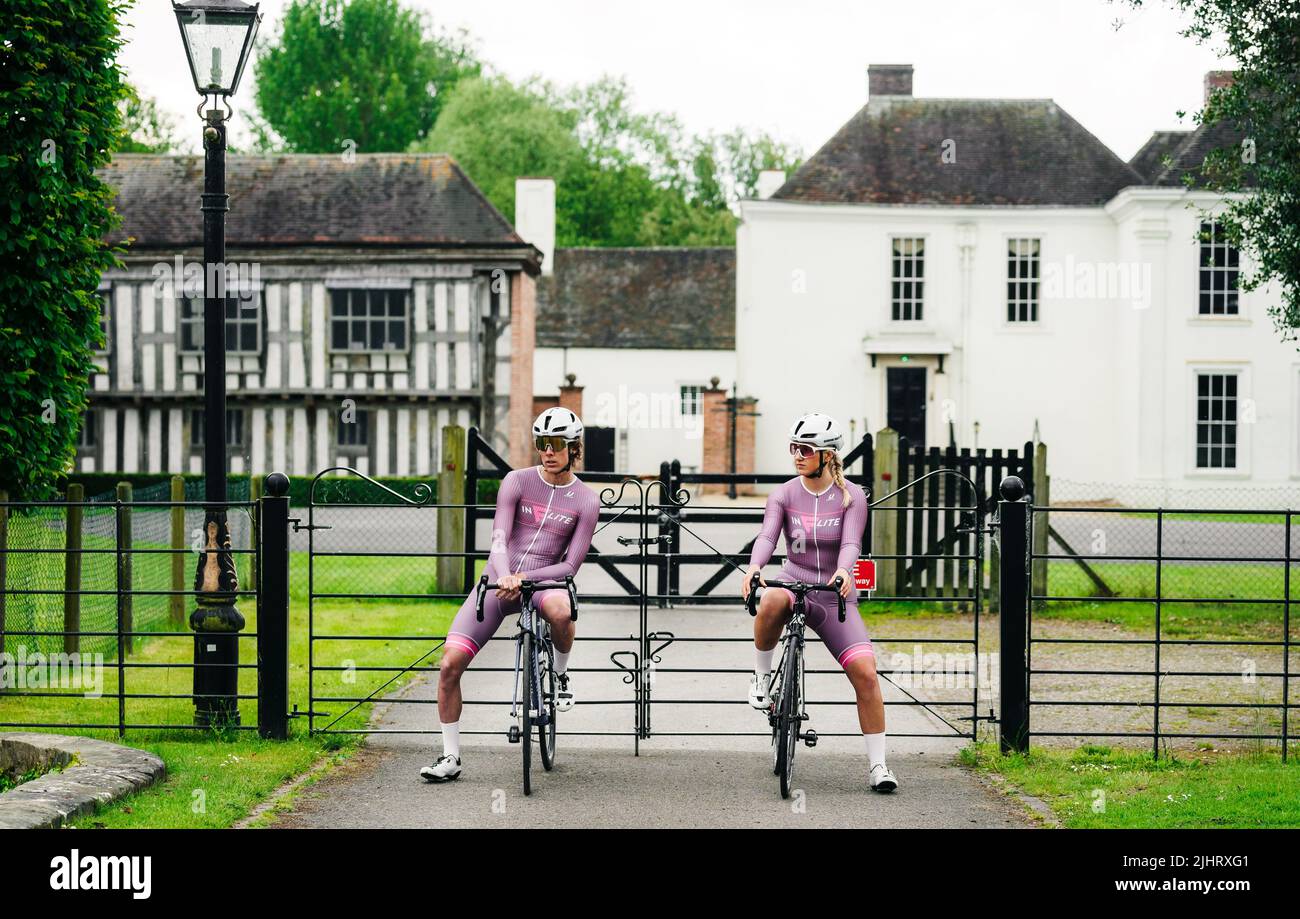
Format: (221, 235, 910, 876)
(741, 412, 898, 792)
(421, 407, 600, 783)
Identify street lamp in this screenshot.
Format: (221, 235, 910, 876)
(173, 0, 261, 728)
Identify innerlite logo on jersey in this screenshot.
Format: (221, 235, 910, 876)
(793, 511, 842, 533)
(49, 849, 151, 899)
(520, 501, 574, 529)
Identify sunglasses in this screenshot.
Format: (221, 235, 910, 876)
(788, 442, 818, 458)
(535, 435, 570, 454)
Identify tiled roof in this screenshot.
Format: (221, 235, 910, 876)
(536, 248, 735, 350)
(1151, 119, 1255, 188)
(1129, 130, 1192, 182)
(773, 98, 1143, 206)
(98, 153, 532, 251)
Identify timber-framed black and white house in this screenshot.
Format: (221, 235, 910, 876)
(87, 153, 542, 477)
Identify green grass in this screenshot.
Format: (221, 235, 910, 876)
(1, 550, 466, 828)
(1120, 511, 1293, 525)
(1036, 559, 1294, 639)
(962, 743, 1300, 828)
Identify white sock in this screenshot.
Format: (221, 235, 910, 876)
(441, 720, 461, 759)
(864, 731, 887, 768)
(554, 649, 571, 675)
(755, 647, 774, 675)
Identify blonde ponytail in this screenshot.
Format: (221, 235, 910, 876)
(826, 451, 852, 508)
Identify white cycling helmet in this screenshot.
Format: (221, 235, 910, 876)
(532, 407, 584, 442)
(789, 412, 845, 452)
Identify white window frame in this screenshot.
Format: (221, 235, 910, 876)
(1197, 219, 1241, 318)
(889, 236, 926, 323)
(1005, 237, 1041, 323)
(1188, 363, 1251, 478)
(679, 383, 705, 417)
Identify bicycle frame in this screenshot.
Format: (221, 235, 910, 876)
(767, 601, 809, 727)
(475, 574, 579, 729)
(510, 598, 552, 725)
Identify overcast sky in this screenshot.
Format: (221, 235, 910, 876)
(124, 0, 1230, 161)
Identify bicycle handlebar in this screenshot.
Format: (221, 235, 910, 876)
(475, 574, 579, 623)
(746, 573, 847, 622)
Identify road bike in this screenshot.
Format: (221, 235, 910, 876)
(747, 573, 846, 799)
(475, 575, 578, 796)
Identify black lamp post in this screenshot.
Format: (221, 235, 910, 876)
(173, 0, 261, 727)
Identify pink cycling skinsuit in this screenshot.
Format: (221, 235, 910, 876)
(749, 475, 875, 668)
(446, 466, 600, 660)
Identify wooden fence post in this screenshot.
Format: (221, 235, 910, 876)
(1031, 442, 1049, 609)
(63, 484, 83, 654)
(117, 482, 133, 652)
(438, 425, 467, 596)
(169, 476, 185, 628)
(873, 428, 899, 600)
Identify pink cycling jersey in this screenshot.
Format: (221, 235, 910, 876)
(749, 475, 875, 668)
(750, 476, 869, 583)
(446, 466, 600, 660)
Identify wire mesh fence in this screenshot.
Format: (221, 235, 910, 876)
(0, 488, 260, 734)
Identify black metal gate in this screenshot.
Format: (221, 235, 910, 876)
(302, 428, 996, 746)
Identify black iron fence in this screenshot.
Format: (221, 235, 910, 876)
(996, 476, 1297, 759)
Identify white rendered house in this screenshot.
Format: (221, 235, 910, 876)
(736, 65, 1296, 506)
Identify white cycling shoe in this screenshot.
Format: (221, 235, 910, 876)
(748, 671, 772, 710)
(419, 754, 462, 783)
(869, 762, 898, 793)
(556, 673, 575, 712)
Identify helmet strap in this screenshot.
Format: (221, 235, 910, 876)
(807, 451, 828, 479)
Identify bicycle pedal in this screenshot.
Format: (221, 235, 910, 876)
(507, 725, 521, 743)
(803, 730, 818, 748)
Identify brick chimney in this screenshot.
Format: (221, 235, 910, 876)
(868, 64, 913, 99)
(1204, 70, 1235, 107)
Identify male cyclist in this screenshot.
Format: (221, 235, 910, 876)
(741, 412, 898, 792)
(420, 408, 600, 783)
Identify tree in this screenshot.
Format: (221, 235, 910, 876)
(114, 83, 179, 153)
(0, 0, 127, 500)
(254, 0, 480, 153)
(419, 73, 804, 247)
(414, 76, 590, 241)
(1129, 0, 1300, 341)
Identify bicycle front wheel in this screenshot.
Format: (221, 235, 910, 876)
(777, 638, 801, 799)
(538, 640, 557, 771)
(521, 630, 534, 796)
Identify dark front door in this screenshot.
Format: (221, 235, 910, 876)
(584, 426, 616, 472)
(886, 367, 926, 448)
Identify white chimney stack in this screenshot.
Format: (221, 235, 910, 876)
(756, 170, 786, 200)
(515, 177, 556, 276)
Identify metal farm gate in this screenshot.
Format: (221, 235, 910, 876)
(303, 428, 1025, 748)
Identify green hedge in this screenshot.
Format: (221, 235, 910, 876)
(58, 472, 502, 506)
